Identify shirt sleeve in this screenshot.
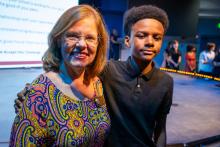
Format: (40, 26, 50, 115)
(199, 52, 206, 63)
(9, 81, 48, 147)
(154, 75, 173, 146)
(158, 76, 174, 116)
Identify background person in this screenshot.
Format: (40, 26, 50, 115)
(169, 40, 182, 70)
(161, 41, 172, 68)
(198, 42, 216, 76)
(109, 28, 120, 60)
(185, 44, 197, 72)
(213, 46, 220, 87)
(213, 46, 220, 77)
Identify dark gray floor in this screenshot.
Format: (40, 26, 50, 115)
(166, 73, 220, 146)
(0, 68, 219, 146)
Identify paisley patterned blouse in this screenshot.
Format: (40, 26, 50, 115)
(10, 74, 110, 147)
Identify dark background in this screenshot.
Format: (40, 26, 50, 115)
(79, 0, 220, 37)
(128, 0, 200, 37)
(79, 0, 220, 68)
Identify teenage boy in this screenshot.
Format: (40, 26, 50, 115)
(101, 5, 173, 147)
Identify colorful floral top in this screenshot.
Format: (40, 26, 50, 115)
(10, 74, 110, 147)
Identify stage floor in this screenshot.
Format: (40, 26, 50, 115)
(166, 73, 220, 146)
(0, 68, 219, 146)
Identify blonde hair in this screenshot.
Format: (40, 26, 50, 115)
(42, 5, 108, 81)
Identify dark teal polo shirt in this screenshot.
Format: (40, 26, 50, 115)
(100, 57, 173, 147)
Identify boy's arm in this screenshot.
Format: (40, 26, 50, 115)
(154, 76, 173, 146)
(154, 115, 167, 147)
(14, 83, 31, 112)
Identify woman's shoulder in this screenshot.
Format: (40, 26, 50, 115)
(29, 73, 53, 89)
(26, 72, 59, 100)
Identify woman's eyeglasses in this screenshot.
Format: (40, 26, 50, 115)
(64, 32, 100, 46)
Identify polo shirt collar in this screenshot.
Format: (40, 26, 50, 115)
(126, 56, 156, 80)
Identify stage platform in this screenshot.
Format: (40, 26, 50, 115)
(166, 73, 220, 146)
(0, 68, 219, 146)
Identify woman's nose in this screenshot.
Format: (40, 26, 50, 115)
(77, 38, 87, 47)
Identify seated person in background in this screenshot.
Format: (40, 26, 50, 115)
(169, 40, 182, 70)
(185, 44, 197, 72)
(161, 41, 172, 68)
(10, 5, 110, 146)
(198, 42, 215, 76)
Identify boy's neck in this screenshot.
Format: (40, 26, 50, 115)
(131, 56, 153, 75)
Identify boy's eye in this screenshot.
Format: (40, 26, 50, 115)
(153, 35, 162, 41)
(135, 32, 163, 41)
(135, 33, 146, 39)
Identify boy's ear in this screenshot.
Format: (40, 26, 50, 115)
(124, 35, 130, 48)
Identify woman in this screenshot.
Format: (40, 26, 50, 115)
(169, 40, 182, 70)
(10, 5, 110, 146)
(185, 44, 197, 72)
(161, 41, 172, 68)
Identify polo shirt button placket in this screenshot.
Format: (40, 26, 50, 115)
(133, 76, 142, 101)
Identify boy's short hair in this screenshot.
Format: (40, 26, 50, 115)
(123, 5, 169, 36)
